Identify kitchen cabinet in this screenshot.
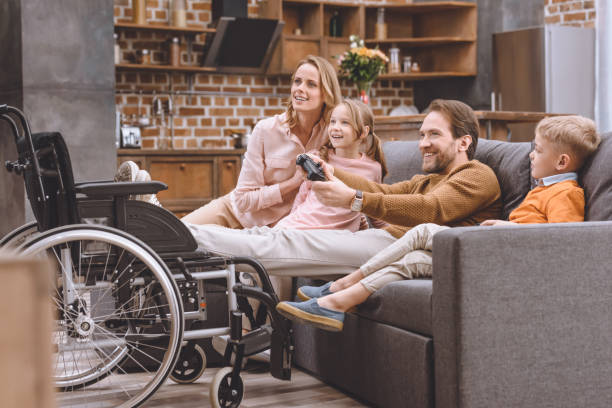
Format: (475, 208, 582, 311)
(259, 0, 477, 80)
(117, 149, 244, 218)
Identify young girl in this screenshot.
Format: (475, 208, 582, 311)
(274, 98, 387, 231)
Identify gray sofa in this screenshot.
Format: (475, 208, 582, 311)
(292, 136, 612, 407)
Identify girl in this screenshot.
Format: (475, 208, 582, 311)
(181, 55, 343, 230)
(274, 98, 387, 231)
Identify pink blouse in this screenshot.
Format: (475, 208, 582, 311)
(274, 152, 382, 231)
(230, 112, 328, 228)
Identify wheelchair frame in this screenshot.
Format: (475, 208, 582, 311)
(0, 105, 293, 408)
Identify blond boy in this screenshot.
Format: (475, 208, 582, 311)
(482, 114, 600, 225)
(277, 115, 601, 332)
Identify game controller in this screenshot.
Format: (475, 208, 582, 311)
(296, 154, 327, 181)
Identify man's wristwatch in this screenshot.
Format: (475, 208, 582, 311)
(350, 190, 363, 212)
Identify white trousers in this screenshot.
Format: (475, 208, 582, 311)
(184, 223, 397, 277)
(360, 223, 449, 292)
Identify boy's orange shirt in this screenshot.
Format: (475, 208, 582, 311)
(509, 179, 584, 224)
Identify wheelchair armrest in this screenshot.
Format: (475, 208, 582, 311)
(74, 181, 168, 197)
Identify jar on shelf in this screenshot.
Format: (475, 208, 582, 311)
(137, 49, 151, 65)
(376, 8, 387, 40)
(133, 0, 146, 25)
(114, 33, 121, 65)
(171, 0, 187, 28)
(170, 37, 180, 66)
(329, 10, 342, 37)
(389, 47, 400, 74)
(403, 56, 412, 73)
(411, 61, 421, 72)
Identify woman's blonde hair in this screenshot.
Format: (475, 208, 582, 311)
(319, 99, 388, 179)
(285, 55, 343, 129)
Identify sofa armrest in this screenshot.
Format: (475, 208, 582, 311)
(432, 222, 612, 408)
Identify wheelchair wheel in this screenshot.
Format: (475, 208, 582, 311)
(0, 221, 39, 248)
(210, 367, 244, 408)
(169, 343, 207, 384)
(20, 224, 184, 408)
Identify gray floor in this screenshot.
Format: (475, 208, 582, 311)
(56, 362, 368, 407)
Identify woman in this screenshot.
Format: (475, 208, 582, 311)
(181, 55, 343, 229)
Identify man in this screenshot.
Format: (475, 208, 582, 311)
(185, 99, 502, 277)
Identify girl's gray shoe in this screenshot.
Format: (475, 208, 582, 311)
(276, 299, 344, 332)
(296, 281, 333, 301)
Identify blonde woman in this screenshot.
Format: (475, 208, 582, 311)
(181, 55, 343, 229)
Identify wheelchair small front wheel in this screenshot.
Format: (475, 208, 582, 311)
(169, 343, 207, 384)
(210, 367, 244, 408)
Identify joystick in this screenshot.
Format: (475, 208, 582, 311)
(296, 154, 327, 181)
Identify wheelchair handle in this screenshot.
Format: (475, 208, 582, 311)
(1, 104, 47, 202)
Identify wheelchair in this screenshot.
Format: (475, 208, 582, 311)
(0, 105, 294, 408)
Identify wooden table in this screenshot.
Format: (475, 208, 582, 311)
(375, 111, 564, 143)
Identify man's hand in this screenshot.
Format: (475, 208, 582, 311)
(480, 219, 516, 226)
(311, 176, 355, 208)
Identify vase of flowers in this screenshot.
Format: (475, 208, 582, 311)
(337, 35, 389, 104)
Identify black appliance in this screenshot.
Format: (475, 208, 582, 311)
(212, 0, 247, 21)
(203, 17, 283, 74)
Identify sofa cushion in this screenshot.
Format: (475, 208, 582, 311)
(382, 140, 423, 184)
(580, 133, 612, 221)
(473, 139, 532, 219)
(383, 139, 532, 219)
(355, 279, 433, 336)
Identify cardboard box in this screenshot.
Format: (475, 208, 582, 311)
(0, 254, 55, 408)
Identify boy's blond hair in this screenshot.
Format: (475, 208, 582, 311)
(536, 115, 601, 169)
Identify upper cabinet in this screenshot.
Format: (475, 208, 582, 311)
(260, 0, 477, 80)
(364, 2, 477, 79)
(114, 22, 217, 74)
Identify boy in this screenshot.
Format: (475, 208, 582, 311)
(482, 115, 600, 225)
(276, 115, 601, 332)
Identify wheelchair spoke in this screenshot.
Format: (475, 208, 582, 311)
(22, 227, 183, 408)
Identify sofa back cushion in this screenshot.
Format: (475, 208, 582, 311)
(383, 139, 532, 219)
(473, 139, 532, 219)
(580, 132, 612, 220)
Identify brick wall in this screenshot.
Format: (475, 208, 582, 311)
(544, 0, 596, 27)
(114, 0, 415, 150)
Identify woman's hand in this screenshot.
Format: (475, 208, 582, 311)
(311, 176, 356, 208)
(280, 166, 305, 200)
(480, 219, 516, 226)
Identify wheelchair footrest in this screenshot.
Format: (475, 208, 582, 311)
(237, 325, 273, 357)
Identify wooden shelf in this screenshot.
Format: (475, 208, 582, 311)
(283, 34, 320, 41)
(262, 1, 477, 79)
(368, 1, 477, 13)
(364, 36, 476, 47)
(116, 63, 216, 73)
(114, 22, 215, 35)
(379, 71, 475, 80)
